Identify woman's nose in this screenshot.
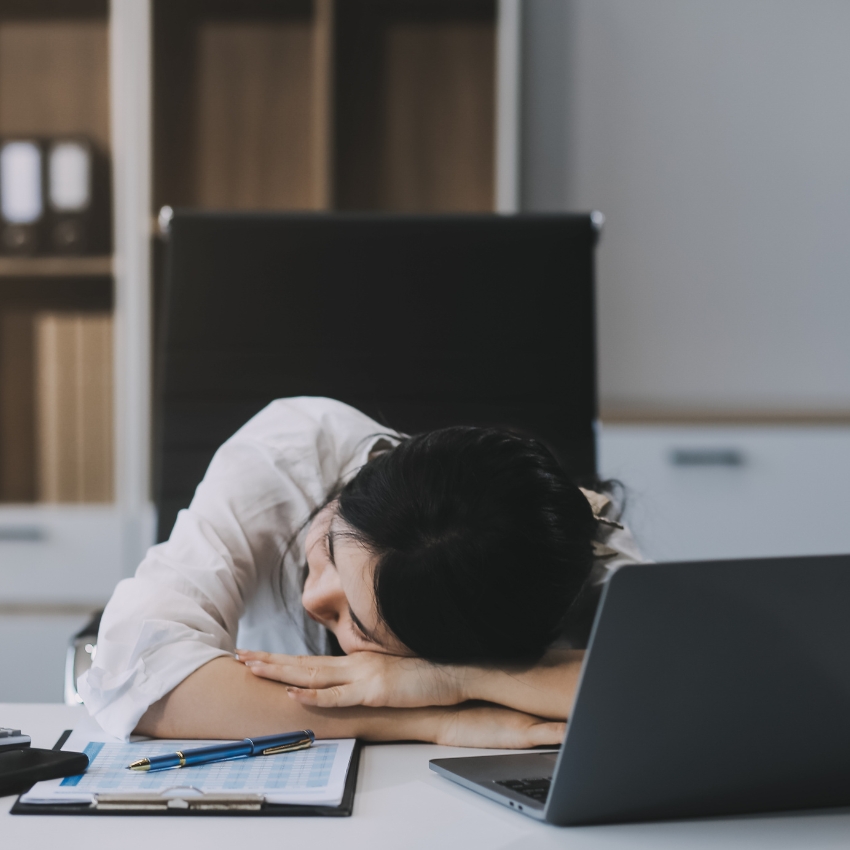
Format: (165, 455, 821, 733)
(302, 570, 345, 625)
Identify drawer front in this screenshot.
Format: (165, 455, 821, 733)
(0, 505, 155, 605)
(599, 425, 850, 563)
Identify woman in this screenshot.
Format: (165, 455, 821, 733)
(80, 397, 643, 747)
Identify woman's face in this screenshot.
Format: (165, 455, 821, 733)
(301, 502, 412, 656)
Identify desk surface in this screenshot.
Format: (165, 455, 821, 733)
(3, 703, 850, 850)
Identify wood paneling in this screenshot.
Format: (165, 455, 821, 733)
(0, 19, 109, 144)
(193, 21, 317, 209)
(334, 0, 496, 212)
(157, 0, 495, 213)
(35, 312, 113, 503)
(0, 256, 112, 277)
(311, 0, 335, 209)
(0, 311, 35, 501)
(379, 21, 494, 212)
(154, 0, 331, 211)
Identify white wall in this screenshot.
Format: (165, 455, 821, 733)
(522, 0, 850, 415)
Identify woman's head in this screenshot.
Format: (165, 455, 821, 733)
(300, 427, 597, 664)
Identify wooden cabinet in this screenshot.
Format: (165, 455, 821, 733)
(0, 0, 518, 605)
(0, 1, 113, 506)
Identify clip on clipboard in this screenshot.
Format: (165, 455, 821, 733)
(11, 731, 361, 817)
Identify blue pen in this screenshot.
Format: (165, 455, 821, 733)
(126, 730, 315, 772)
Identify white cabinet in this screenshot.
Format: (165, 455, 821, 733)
(0, 612, 90, 702)
(0, 504, 154, 605)
(599, 425, 850, 563)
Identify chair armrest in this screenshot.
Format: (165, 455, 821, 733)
(64, 609, 104, 705)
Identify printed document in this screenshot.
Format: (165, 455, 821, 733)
(21, 717, 356, 807)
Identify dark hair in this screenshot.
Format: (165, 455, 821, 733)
(336, 427, 597, 665)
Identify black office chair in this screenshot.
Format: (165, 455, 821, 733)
(66, 211, 602, 701)
(155, 211, 601, 542)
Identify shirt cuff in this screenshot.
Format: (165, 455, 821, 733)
(78, 641, 232, 741)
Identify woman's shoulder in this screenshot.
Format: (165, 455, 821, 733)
(199, 397, 399, 504)
(231, 397, 396, 450)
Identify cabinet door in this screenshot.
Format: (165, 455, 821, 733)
(0, 504, 155, 604)
(599, 425, 850, 563)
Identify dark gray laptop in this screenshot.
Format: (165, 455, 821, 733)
(430, 555, 850, 825)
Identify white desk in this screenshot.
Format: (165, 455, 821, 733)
(3, 704, 850, 850)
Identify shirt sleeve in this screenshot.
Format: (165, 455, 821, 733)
(78, 397, 392, 740)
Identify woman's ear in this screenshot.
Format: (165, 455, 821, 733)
(368, 438, 396, 462)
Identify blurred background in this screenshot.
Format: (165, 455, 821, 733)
(1, 0, 850, 700)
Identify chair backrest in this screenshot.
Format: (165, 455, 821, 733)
(156, 212, 600, 542)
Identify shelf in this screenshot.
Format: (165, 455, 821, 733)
(0, 256, 113, 278)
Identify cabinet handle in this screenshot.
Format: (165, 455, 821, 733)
(0, 525, 46, 542)
(669, 449, 746, 467)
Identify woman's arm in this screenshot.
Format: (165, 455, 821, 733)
(459, 650, 585, 720)
(81, 399, 393, 741)
(136, 656, 566, 749)
(235, 648, 585, 721)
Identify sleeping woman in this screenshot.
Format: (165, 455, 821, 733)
(80, 397, 644, 747)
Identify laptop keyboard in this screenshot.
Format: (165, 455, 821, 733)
(496, 776, 552, 804)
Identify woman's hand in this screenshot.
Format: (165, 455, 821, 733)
(236, 649, 466, 709)
(237, 648, 584, 720)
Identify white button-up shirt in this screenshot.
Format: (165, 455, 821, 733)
(79, 397, 644, 740)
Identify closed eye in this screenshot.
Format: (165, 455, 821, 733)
(348, 605, 383, 647)
(325, 530, 336, 566)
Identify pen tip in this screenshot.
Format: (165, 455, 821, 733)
(127, 758, 151, 771)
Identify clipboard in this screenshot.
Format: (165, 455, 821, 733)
(11, 731, 361, 817)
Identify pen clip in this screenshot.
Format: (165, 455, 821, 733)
(261, 737, 313, 756)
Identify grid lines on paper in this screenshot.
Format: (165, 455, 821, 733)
(60, 741, 338, 793)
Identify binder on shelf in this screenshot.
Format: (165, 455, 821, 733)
(0, 139, 44, 255)
(47, 139, 93, 254)
(0, 135, 110, 257)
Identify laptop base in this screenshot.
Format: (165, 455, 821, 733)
(430, 752, 559, 821)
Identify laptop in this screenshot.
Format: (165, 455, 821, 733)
(430, 555, 850, 825)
